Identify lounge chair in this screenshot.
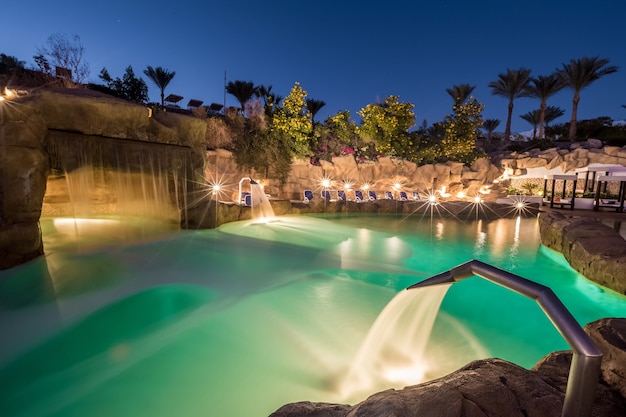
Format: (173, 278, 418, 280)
(399, 191, 408, 201)
(354, 190, 364, 202)
(384, 191, 394, 200)
(303, 189, 314, 203)
(243, 193, 252, 206)
(368, 190, 377, 201)
(412, 191, 421, 201)
(321, 190, 332, 201)
(338, 190, 348, 201)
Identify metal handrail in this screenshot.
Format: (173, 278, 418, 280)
(407, 259, 602, 417)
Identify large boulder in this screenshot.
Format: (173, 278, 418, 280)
(0, 99, 49, 269)
(585, 318, 626, 399)
(537, 211, 626, 295)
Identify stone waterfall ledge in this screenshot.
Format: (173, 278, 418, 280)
(269, 318, 626, 417)
(537, 211, 626, 295)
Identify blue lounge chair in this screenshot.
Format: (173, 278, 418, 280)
(337, 190, 348, 201)
(368, 190, 377, 201)
(354, 190, 364, 202)
(384, 191, 394, 200)
(412, 191, 421, 201)
(399, 191, 408, 201)
(321, 190, 332, 201)
(244, 193, 252, 206)
(303, 189, 314, 203)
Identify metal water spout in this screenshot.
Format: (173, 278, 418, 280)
(407, 260, 602, 417)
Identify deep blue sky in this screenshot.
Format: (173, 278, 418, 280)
(3, 0, 625, 133)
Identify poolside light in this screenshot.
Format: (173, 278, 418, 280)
(473, 196, 482, 204)
(428, 194, 437, 204)
(343, 181, 352, 190)
(361, 183, 370, 190)
(393, 182, 402, 191)
(457, 191, 466, 199)
(321, 178, 331, 188)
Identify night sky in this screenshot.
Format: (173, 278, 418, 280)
(3, 0, 625, 133)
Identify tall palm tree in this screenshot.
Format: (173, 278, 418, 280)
(481, 118, 500, 142)
(226, 80, 258, 116)
(558, 56, 618, 140)
(520, 110, 541, 139)
(488, 68, 532, 140)
(445, 83, 476, 106)
(306, 98, 326, 124)
(143, 66, 176, 106)
(526, 73, 565, 139)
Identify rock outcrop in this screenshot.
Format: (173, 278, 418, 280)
(269, 318, 626, 417)
(537, 210, 626, 295)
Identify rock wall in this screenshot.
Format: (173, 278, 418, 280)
(537, 211, 626, 295)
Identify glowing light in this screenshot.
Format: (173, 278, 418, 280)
(439, 186, 450, 198)
(393, 182, 402, 191)
(321, 178, 331, 188)
(473, 196, 482, 204)
(428, 194, 437, 204)
(383, 364, 426, 385)
(515, 202, 525, 209)
(361, 183, 370, 190)
(343, 181, 352, 190)
(456, 191, 465, 199)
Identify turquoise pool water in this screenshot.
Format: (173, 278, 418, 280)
(0, 214, 624, 417)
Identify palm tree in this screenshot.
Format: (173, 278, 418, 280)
(226, 80, 258, 116)
(520, 110, 541, 139)
(306, 98, 326, 124)
(256, 84, 282, 116)
(526, 73, 565, 139)
(488, 68, 532, 140)
(143, 66, 176, 106)
(543, 105, 565, 129)
(445, 83, 476, 106)
(481, 118, 500, 142)
(558, 56, 618, 140)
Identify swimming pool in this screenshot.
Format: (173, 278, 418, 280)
(1, 214, 624, 417)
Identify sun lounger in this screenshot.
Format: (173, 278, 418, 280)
(412, 191, 421, 201)
(399, 191, 408, 201)
(354, 190, 364, 202)
(368, 190, 377, 201)
(303, 189, 314, 203)
(384, 191, 394, 200)
(338, 190, 348, 201)
(321, 190, 333, 201)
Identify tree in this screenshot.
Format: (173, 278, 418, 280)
(98, 66, 148, 103)
(446, 83, 476, 106)
(526, 73, 565, 138)
(520, 110, 541, 139)
(226, 80, 258, 116)
(0, 54, 25, 74)
(35, 33, 90, 83)
(440, 97, 484, 164)
(255, 84, 282, 116)
(143, 66, 176, 106)
(543, 106, 565, 129)
(357, 95, 415, 157)
(271, 82, 312, 158)
(488, 68, 532, 140)
(558, 56, 618, 140)
(305, 98, 326, 124)
(482, 119, 500, 142)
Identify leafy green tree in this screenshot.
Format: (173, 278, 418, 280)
(526, 73, 565, 138)
(488, 68, 532, 140)
(446, 83, 476, 106)
(306, 98, 326, 124)
(357, 95, 415, 157)
(226, 80, 258, 116)
(0, 54, 25, 74)
(440, 97, 484, 164)
(271, 82, 313, 158)
(143, 66, 176, 106)
(35, 33, 90, 83)
(98, 66, 148, 103)
(558, 56, 618, 140)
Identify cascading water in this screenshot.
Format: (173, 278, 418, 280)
(339, 285, 452, 399)
(239, 178, 275, 221)
(43, 132, 192, 224)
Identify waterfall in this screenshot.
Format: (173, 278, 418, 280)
(339, 285, 451, 400)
